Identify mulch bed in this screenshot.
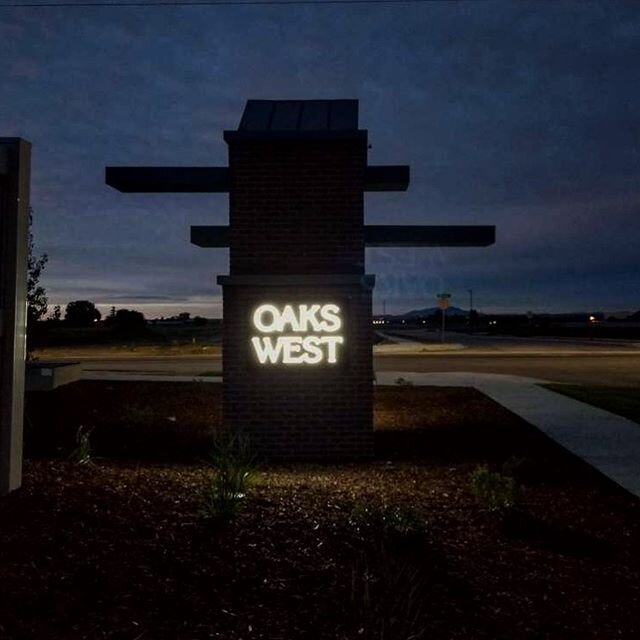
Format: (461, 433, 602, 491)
(1, 382, 638, 639)
(24, 381, 591, 466)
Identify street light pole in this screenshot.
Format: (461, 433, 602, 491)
(436, 292, 451, 344)
(468, 288, 473, 335)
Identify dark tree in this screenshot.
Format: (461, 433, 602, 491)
(51, 305, 62, 322)
(27, 207, 48, 325)
(26, 207, 49, 357)
(108, 308, 147, 335)
(65, 300, 101, 327)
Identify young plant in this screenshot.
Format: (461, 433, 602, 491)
(351, 552, 429, 640)
(349, 506, 430, 640)
(201, 431, 257, 520)
(470, 464, 520, 513)
(349, 504, 426, 548)
(501, 456, 527, 479)
(68, 425, 94, 465)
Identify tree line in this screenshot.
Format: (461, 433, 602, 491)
(47, 301, 147, 332)
(26, 208, 147, 339)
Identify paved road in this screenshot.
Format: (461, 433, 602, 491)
(60, 350, 640, 387)
(77, 355, 220, 377)
(374, 353, 640, 387)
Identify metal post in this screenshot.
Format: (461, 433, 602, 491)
(437, 292, 450, 344)
(0, 139, 30, 495)
(468, 288, 473, 334)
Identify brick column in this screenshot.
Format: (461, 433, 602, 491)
(219, 134, 374, 460)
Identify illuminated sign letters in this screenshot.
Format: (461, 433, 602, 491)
(251, 303, 344, 365)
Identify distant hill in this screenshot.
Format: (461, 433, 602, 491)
(399, 306, 468, 318)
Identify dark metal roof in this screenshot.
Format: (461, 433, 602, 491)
(239, 99, 359, 132)
(225, 99, 365, 142)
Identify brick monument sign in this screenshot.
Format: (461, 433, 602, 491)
(107, 99, 494, 460)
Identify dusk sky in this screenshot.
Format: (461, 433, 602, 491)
(1, 1, 639, 317)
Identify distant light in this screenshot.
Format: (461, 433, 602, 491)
(589, 315, 596, 323)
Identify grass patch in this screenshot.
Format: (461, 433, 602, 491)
(543, 384, 640, 425)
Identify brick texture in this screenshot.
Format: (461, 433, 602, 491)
(222, 137, 373, 461)
(229, 140, 367, 275)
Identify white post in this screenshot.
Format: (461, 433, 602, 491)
(0, 139, 30, 495)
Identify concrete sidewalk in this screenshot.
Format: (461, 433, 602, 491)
(377, 371, 640, 498)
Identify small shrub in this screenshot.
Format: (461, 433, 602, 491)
(68, 425, 94, 465)
(470, 465, 520, 513)
(501, 456, 527, 478)
(500, 455, 545, 484)
(201, 431, 257, 520)
(120, 404, 156, 425)
(394, 377, 414, 386)
(351, 551, 428, 640)
(349, 504, 432, 638)
(349, 504, 425, 545)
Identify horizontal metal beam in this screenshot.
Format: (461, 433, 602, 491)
(191, 225, 229, 247)
(106, 165, 410, 193)
(217, 274, 375, 289)
(191, 224, 495, 248)
(365, 166, 410, 191)
(105, 167, 230, 193)
(365, 225, 495, 247)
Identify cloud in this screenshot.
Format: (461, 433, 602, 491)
(2, 2, 639, 315)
